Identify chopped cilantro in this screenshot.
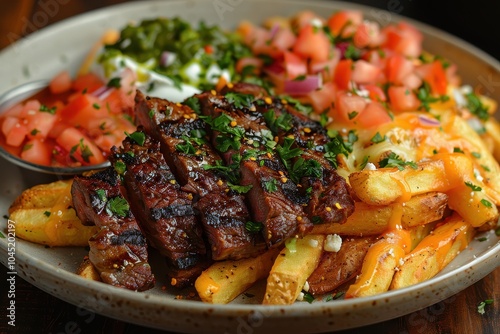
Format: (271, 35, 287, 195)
(477, 237, 488, 242)
(22, 144, 33, 152)
(324, 131, 356, 169)
(0, 231, 4, 238)
(477, 299, 493, 315)
(148, 109, 155, 119)
(93, 103, 101, 109)
(95, 189, 107, 202)
(359, 155, 370, 170)
(302, 292, 315, 303)
(466, 92, 489, 121)
(183, 96, 201, 114)
(495, 227, 500, 236)
(125, 131, 146, 146)
(263, 109, 293, 134)
(370, 132, 386, 144)
(471, 152, 481, 159)
(379, 152, 417, 170)
(43, 211, 51, 217)
(225, 92, 254, 109)
(107, 77, 121, 88)
(289, 158, 322, 183)
(175, 135, 205, 155)
(465, 182, 482, 192)
(245, 221, 263, 233)
(344, 44, 361, 60)
(311, 216, 322, 224)
(347, 111, 358, 120)
(481, 199, 492, 208)
(106, 197, 130, 218)
(285, 237, 297, 252)
(114, 161, 126, 175)
(276, 137, 302, 170)
(30, 128, 40, 136)
(39, 104, 57, 114)
(69, 139, 94, 163)
(227, 182, 253, 194)
(415, 81, 449, 111)
(263, 179, 278, 193)
(280, 95, 313, 114)
(453, 147, 465, 154)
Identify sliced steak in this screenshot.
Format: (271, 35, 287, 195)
(71, 168, 155, 291)
(197, 90, 312, 247)
(135, 91, 265, 260)
(111, 129, 208, 287)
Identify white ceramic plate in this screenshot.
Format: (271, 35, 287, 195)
(0, 1, 499, 333)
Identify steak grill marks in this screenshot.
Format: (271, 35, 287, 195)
(135, 91, 266, 261)
(71, 168, 155, 291)
(110, 130, 208, 288)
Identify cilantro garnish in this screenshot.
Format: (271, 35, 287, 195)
(415, 81, 449, 111)
(225, 92, 254, 109)
(39, 104, 57, 115)
(289, 158, 322, 184)
(30, 128, 40, 136)
(201, 114, 244, 152)
(175, 135, 206, 155)
(324, 131, 356, 169)
(280, 95, 313, 114)
(263, 109, 293, 134)
(302, 291, 315, 303)
(0, 232, 4, 239)
(481, 199, 493, 208)
(43, 211, 51, 217)
(183, 96, 201, 114)
(106, 197, 130, 218)
(125, 131, 146, 146)
(69, 139, 94, 163)
(466, 92, 489, 121)
(114, 160, 126, 175)
(465, 182, 482, 192)
(344, 44, 361, 60)
(95, 189, 107, 202)
(245, 221, 263, 233)
(276, 137, 302, 170)
(263, 179, 278, 193)
(107, 77, 121, 88)
(370, 132, 386, 144)
(379, 152, 417, 170)
(477, 299, 493, 315)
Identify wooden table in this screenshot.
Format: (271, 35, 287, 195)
(1, 1, 499, 333)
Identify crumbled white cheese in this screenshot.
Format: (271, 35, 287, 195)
(296, 292, 304, 301)
(324, 234, 342, 252)
(364, 162, 377, 171)
(308, 239, 319, 248)
(310, 18, 323, 28)
(303, 281, 310, 292)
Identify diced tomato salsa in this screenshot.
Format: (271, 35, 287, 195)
(237, 10, 458, 129)
(0, 71, 136, 167)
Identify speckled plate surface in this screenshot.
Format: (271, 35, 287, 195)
(0, 1, 499, 333)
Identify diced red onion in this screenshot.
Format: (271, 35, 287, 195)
(91, 85, 113, 99)
(418, 115, 440, 127)
(160, 51, 176, 67)
(269, 24, 280, 39)
(284, 75, 322, 95)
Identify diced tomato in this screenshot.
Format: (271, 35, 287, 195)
(335, 90, 368, 123)
(20, 138, 52, 166)
(2, 116, 20, 138)
(72, 72, 105, 93)
(55, 127, 105, 165)
(20, 99, 42, 117)
(5, 123, 28, 147)
(355, 101, 392, 128)
(292, 11, 324, 30)
(59, 93, 107, 129)
(25, 110, 57, 139)
(327, 10, 363, 37)
(386, 54, 414, 85)
(362, 84, 387, 102)
(304, 82, 337, 113)
(204, 45, 214, 54)
(427, 60, 448, 95)
(388, 86, 420, 111)
(49, 71, 72, 94)
(283, 51, 308, 80)
(270, 27, 296, 55)
(334, 59, 353, 90)
(116, 68, 137, 115)
(401, 72, 422, 90)
(382, 22, 422, 58)
(292, 24, 331, 62)
(309, 49, 341, 82)
(353, 21, 381, 48)
(351, 60, 381, 85)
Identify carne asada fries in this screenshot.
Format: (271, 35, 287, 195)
(4, 7, 500, 307)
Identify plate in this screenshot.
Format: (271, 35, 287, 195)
(1, 1, 499, 333)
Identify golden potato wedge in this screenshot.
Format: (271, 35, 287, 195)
(77, 257, 101, 282)
(263, 235, 324, 305)
(349, 159, 449, 205)
(311, 192, 448, 236)
(195, 248, 280, 304)
(484, 118, 500, 162)
(390, 213, 475, 290)
(8, 180, 97, 246)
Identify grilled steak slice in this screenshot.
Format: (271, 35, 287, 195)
(71, 168, 155, 291)
(111, 129, 208, 287)
(135, 91, 265, 260)
(307, 236, 375, 296)
(220, 82, 355, 225)
(197, 91, 312, 247)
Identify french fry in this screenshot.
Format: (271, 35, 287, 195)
(77, 257, 101, 282)
(390, 213, 475, 290)
(77, 29, 119, 76)
(195, 248, 280, 304)
(311, 192, 448, 236)
(349, 159, 449, 206)
(8, 180, 98, 246)
(263, 235, 324, 305)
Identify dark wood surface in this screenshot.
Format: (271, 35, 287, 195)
(1, 1, 499, 333)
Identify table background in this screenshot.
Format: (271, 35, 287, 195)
(1, 0, 499, 333)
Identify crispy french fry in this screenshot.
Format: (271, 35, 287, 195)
(484, 118, 500, 163)
(390, 213, 475, 290)
(8, 180, 98, 246)
(77, 29, 119, 76)
(77, 257, 101, 281)
(195, 248, 280, 304)
(311, 192, 448, 236)
(349, 159, 449, 206)
(263, 235, 324, 305)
